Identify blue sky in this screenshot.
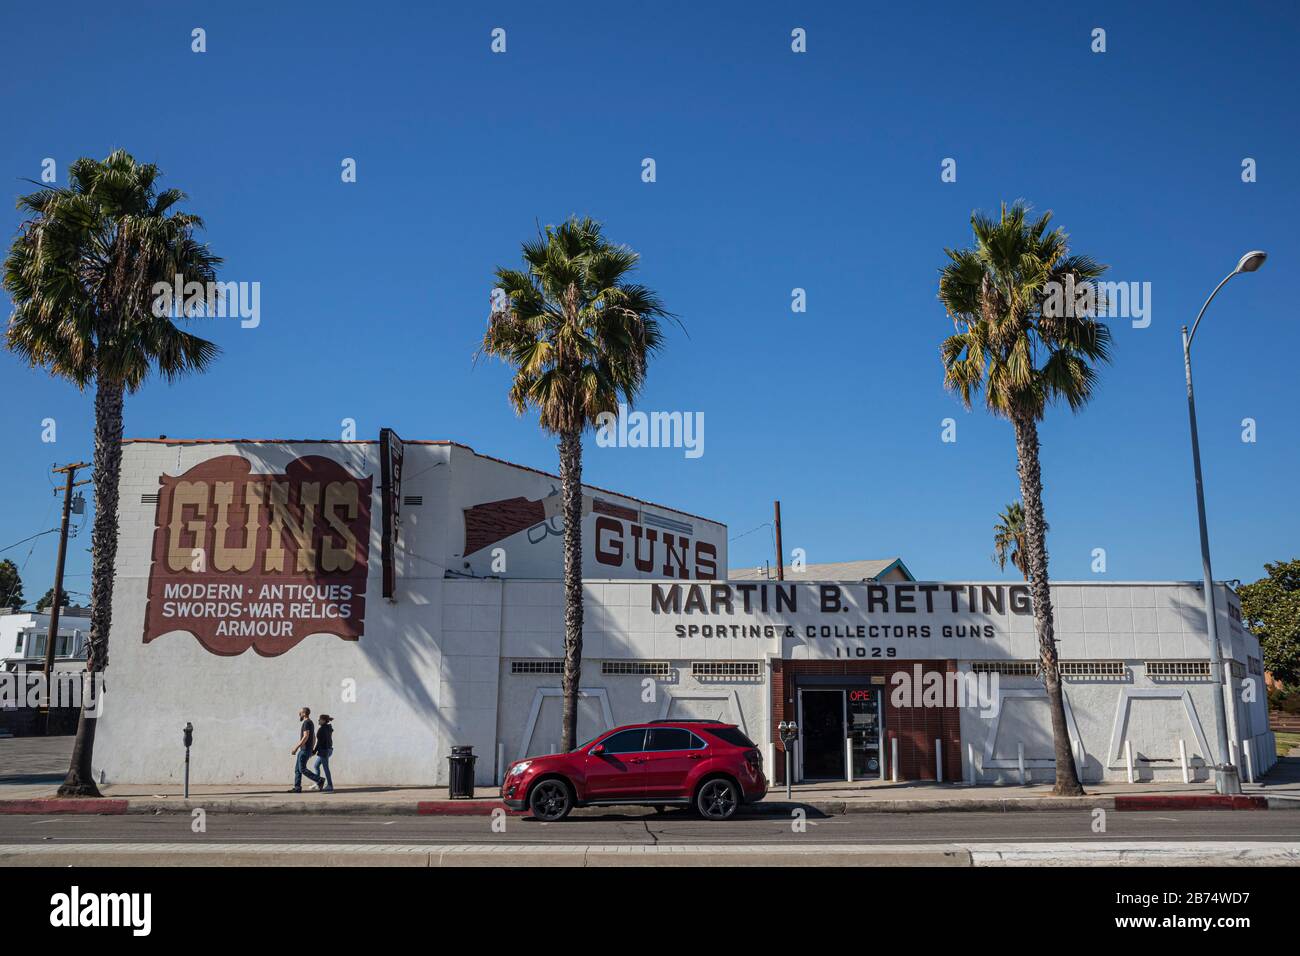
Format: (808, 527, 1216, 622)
(1, 1, 1296, 605)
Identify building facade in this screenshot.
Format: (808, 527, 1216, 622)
(0, 608, 91, 672)
(93, 438, 1276, 789)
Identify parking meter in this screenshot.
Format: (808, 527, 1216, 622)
(778, 720, 799, 799)
(182, 722, 194, 798)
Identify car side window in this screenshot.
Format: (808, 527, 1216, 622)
(646, 727, 694, 752)
(597, 729, 647, 754)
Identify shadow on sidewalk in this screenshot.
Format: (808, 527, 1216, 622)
(1257, 753, 1300, 788)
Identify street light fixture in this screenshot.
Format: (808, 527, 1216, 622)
(1235, 250, 1267, 273)
(1181, 250, 1267, 796)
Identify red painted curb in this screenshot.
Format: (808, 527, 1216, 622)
(416, 800, 523, 816)
(0, 798, 129, 815)
(1114, 794, 1268, 811)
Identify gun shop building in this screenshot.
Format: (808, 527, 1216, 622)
(92, 437, 1277, 789)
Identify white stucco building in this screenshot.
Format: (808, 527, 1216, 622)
(92, 437, 1275, 789)
(0, 608, 91, 672)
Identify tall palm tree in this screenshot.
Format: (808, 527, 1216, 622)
(5, 150, 221, 796)
(480, 216, 669, 751)
(938, 201, 1110, 796)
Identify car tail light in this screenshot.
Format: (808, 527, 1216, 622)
(745, 749, 762, 772)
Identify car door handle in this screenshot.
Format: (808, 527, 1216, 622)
(629, 757, 646, 764)
(687, 754, 701, 759)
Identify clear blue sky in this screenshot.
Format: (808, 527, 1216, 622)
(1, 1, 1296, 606)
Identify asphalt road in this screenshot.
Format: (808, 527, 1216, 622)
(3, 809, 1299, 846)
(0, 736, 73, 784)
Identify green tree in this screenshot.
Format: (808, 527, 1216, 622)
(0, 559, 23, 609)
(35, 586, 70, 612)
(939, 201, 1111, 796)
(4, 150, 221, 796)
(1238, 560, 1300, 687)
(479, 216, 669, 751)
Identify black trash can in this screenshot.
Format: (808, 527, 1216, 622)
(447, 745, 477, 799)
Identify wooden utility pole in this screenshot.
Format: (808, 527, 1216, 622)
(42, 461, 90, 732)
(774, 500, 784, 581)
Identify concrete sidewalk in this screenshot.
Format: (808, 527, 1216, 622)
(4, 841, 1299, 867)
(3, 759, 1297, 815)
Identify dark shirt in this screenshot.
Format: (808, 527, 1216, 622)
(299, 718, 315, 753)
(315, 724, 333, 754)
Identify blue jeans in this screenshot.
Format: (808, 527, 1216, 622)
(313, 748, 334, 790)
(294, 749, 322, 789)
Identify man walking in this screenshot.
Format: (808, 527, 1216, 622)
(289, 706, 323, 792)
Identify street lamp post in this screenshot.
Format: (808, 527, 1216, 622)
(1181, 250, 1266, 796)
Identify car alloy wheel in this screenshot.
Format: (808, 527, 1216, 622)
(697, 779, 738, 820)
(528, 780, 572, 821)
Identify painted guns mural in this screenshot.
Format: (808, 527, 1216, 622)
(463, 491, 718, 579)
(143, 456, 372, 656)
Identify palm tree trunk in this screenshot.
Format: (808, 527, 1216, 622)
(1011, 413, 1084, 796)
(58, 374, 124, 797)
(558, 428, 584, 752)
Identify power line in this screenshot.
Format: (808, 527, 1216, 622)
(728, 521, 771, 543)
(0, 528, 60, 554)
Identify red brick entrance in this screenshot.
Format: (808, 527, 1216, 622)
(771, 659, 963, 783)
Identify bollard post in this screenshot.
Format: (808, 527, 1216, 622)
(1125, 740, 1134, 784)
(1017, 742, 1026, 785)
(496, 741, 505, 785)
(1242, 739, 1254, 784)
(967, 742, 976, 785)
(935, 738, 943, 782)
(1178, 739, 1190, 784)
(891, 737, 899, 783)
(845, 737, 854, 783)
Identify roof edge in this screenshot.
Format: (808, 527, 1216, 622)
(120, 437, 726, 529)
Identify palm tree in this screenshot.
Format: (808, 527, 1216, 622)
(992, 502, 1028, 580)
(480, 216, 669, 751)
(938, 201, 1111, 796)
(5, 150, 221, 796)
(992, 501, 1044, 581)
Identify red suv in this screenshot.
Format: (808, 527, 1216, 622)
(501, 720, 767, 821)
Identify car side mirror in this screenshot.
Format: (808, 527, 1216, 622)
(590, 745, 605, 756)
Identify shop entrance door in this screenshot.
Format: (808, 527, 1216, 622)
(848, 688, 884, 777)
(799, 690, 846, 779)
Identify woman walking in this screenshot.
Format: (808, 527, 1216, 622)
(313, 715, 335, 792)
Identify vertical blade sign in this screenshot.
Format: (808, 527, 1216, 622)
(380, 428, 404, 599)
